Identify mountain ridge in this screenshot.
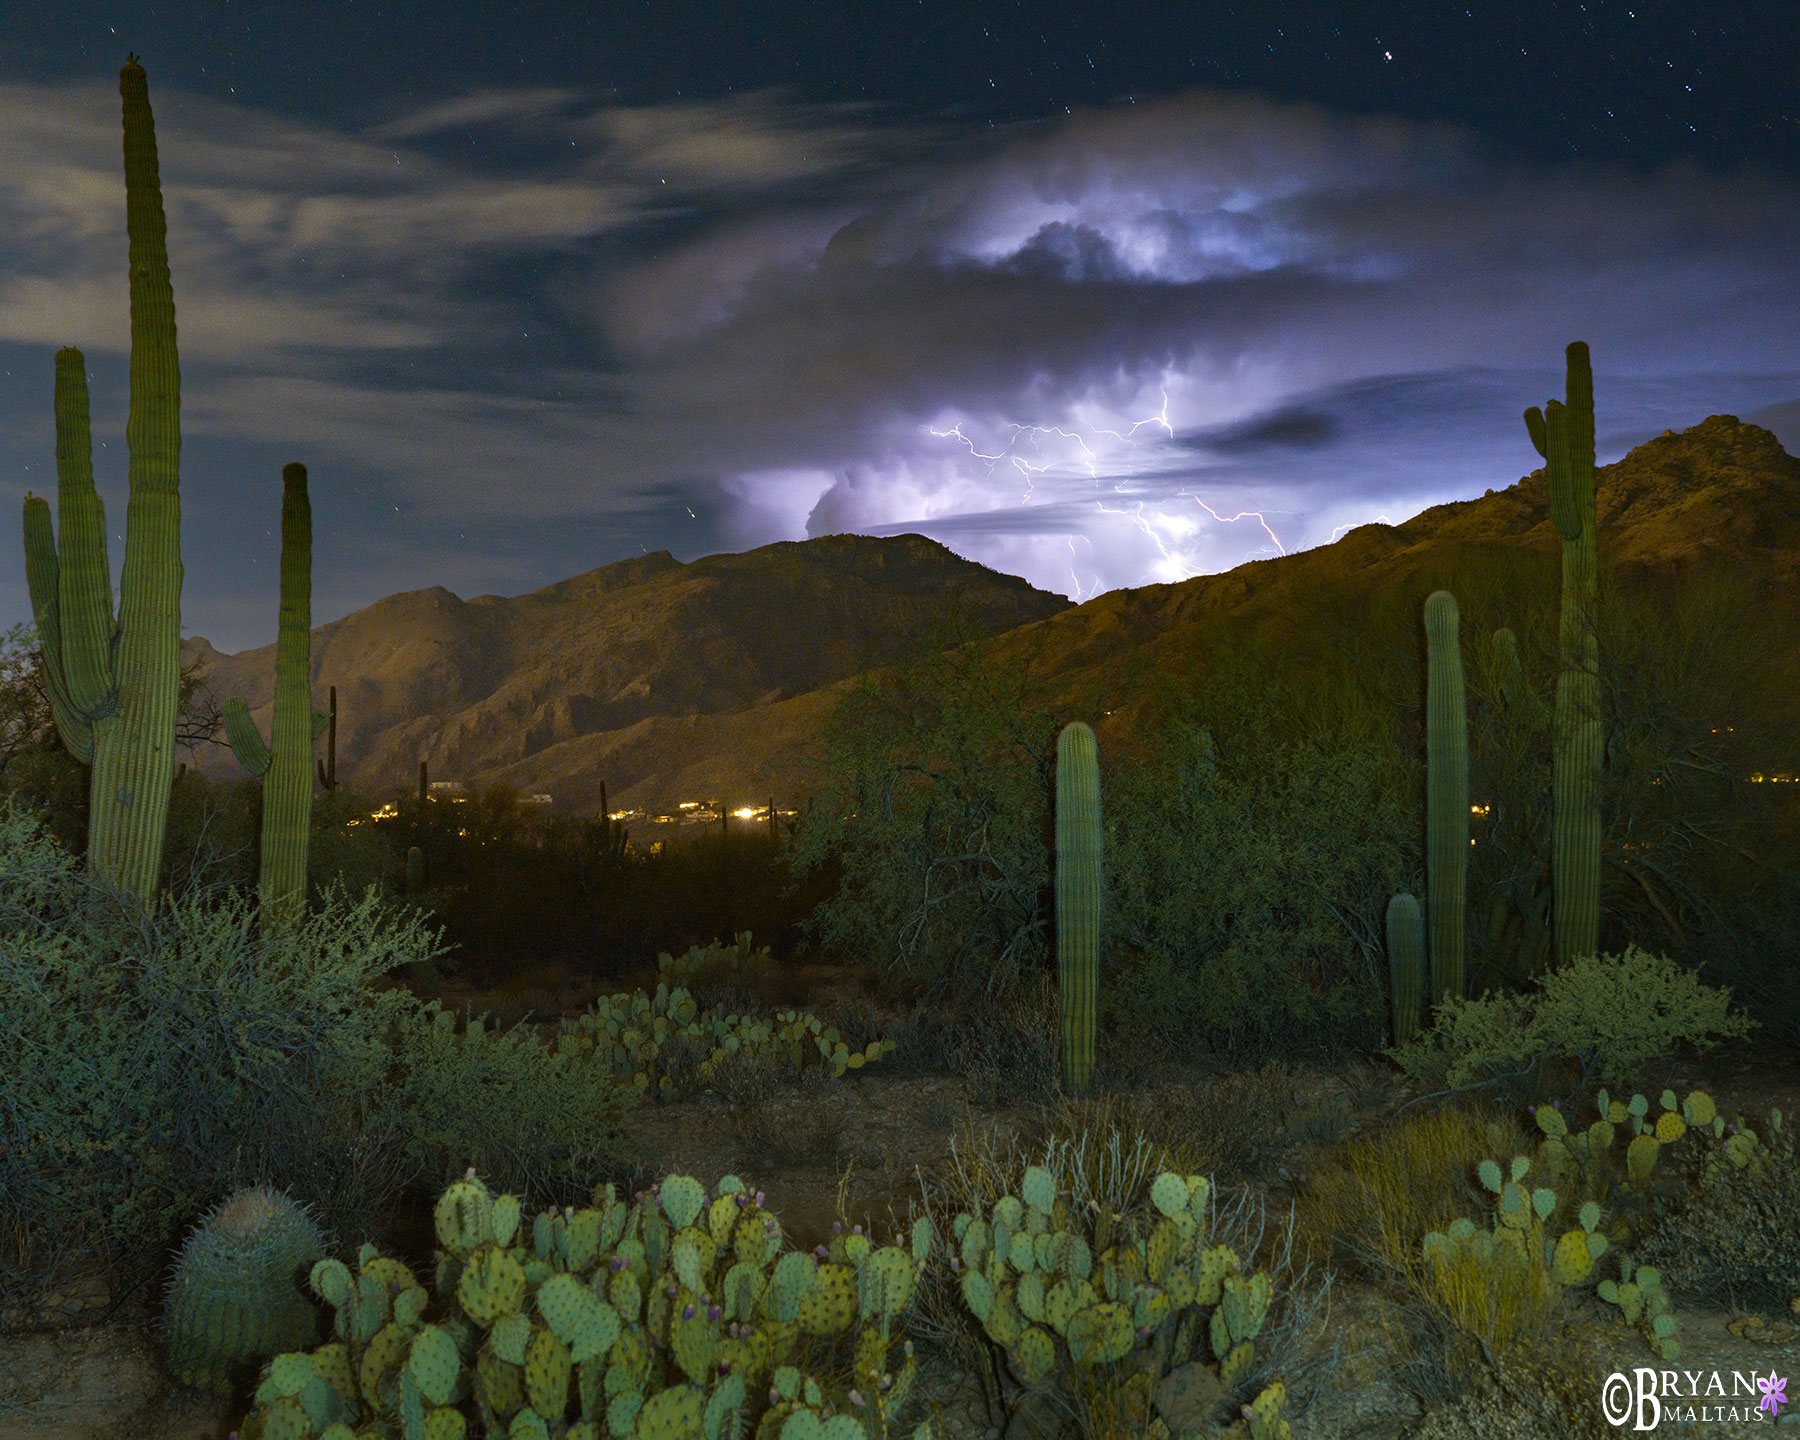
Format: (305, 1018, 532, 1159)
(189, 415, 1800, 818)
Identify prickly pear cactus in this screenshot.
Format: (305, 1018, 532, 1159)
(233, 1169, 936, 1440)
(163, 1186, 327, 1394)
(948, 1164, 1288, 1439)
(555, 984, 895, 1102)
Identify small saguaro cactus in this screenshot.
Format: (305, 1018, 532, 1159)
(406, 844, 427, 895)
(315, 684, 338, 791)
(20, 56, 185, 910)
(1055, 720, 1102, 1097)
(1423, 589, 1469, 1005)
(1386, 892, 1426, 1044)
(223, 464, 326, 931)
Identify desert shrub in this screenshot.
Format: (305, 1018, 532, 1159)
(1637, 1105, 1800, 1308)
(360, 1004, 641, 1206)
(656, 929, 774, 1011)
(0, 803, 641, 1314)
(783, 627, 1057, 1010)
(1386, 944, 1757, 1098)
(1104, 719, 1413, 1060)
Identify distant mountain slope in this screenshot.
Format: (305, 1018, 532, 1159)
(188, 533, 1072, 810)
(189, 415, 1800, 819)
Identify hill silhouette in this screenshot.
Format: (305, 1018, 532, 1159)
(190, 415, 1800, 820)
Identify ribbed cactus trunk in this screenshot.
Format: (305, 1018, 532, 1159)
(1525, 342, 1603, 967)
(1423, 590, 1468, 1005)
(20, 57, 182, 911)
(1054, 721, 1102, 1097)
(1385, 892, 1426, 1044)
(221, 465, 317, 931)
(261, 464, 316, 928)
(315, 685, 337, 791)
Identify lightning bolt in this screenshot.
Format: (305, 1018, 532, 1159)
(1329, 516, 1394, 541)
(1176, 491, 1288, 557)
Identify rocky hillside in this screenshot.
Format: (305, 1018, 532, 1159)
(189, 415, 1800, 820)
(187, 533, 1072, 814)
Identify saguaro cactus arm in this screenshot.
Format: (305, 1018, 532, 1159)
(52, 348, 117, 719)
(21, 496, 96, 763)
(223, 697, 272, 777)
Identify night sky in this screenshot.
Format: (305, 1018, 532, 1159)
(2, 3, 1797, 653)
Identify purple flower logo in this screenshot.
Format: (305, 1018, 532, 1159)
(1759, 1373, 1788, 1417)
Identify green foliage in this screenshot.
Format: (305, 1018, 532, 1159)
(230, 1169, 934, 1440)
(554, 982, 894, 1105)
(1386, 944, 1757, 1096)
(1103, 719, 1412, 1059)
(367, 1005, 642, 1205)
(783, 625, 1058, 1009)
(656, 930, 774, 1009)
(0, 803, 638, 1316)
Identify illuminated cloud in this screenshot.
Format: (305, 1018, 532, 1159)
(0, 76, 1795, 649)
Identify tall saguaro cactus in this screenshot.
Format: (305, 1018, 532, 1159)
(1423, 590, 1470, 1004)
(223, 464, 320, 930)
(1524, 342, 1603, 968)
(1054, 720, 1103, 1097)
(20, 56, 183, 909)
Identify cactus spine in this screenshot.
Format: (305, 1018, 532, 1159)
(1423, 590, 1469, 1005)
(1386, 892, 1426, 1044)
(222, 464, 318, 930)
(1054, 721, 1102, 1097)
(1524, 341, 1603, 967)
(19, 57, 183, 909)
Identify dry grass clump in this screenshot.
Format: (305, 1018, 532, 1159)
(1293, 1098, 1531, 1277)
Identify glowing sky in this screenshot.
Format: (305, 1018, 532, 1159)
(2, 3, 1798, 651)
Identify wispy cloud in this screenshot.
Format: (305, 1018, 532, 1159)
(0, 75, 1795, 651)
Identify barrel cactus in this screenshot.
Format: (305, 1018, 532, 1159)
(1055, 720, 1102, 1097)
(163, 1185, 327, 1394)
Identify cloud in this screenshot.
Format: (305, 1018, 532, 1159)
(1, 75, 1796, 650)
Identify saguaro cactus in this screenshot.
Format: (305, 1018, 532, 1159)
(1525, 342, 1603, 967)
(1423, 590, 1469, 1005)
(223, 464, 321, 930)
(315, 685, 338, 791)
(20, 56, 183, 909)
(1055, 720, 1103, 1097)
(1386, 892, 1426, 1044)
